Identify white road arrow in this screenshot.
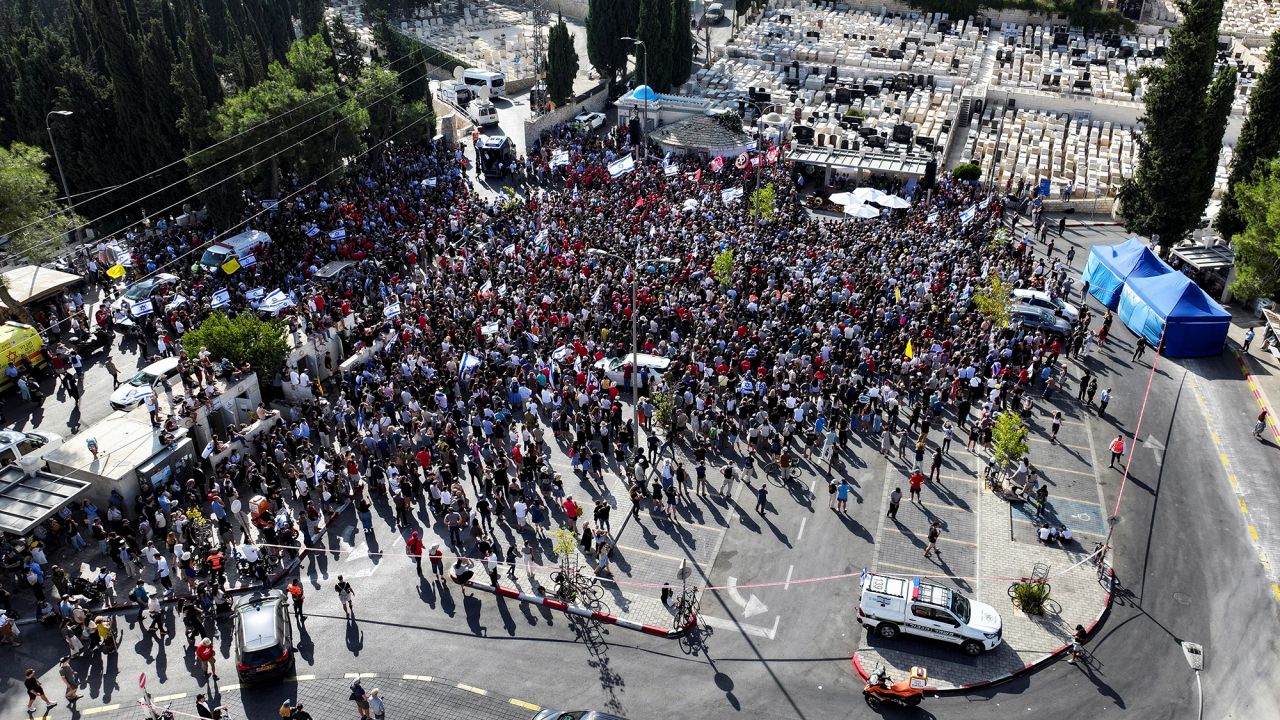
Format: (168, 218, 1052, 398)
(1144, 435, 1165, 466)
(726, 576, 769, 618)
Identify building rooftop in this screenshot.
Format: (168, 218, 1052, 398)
(649, 115, 752, 151)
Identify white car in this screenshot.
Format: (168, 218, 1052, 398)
(111, 273, 181, 326)
(574, 112, 606, 130)
(110, 356, 181, 410)
(1012, 288, 1079, 322)
(857, 572, 1003, 656)
(593, 353, 671, 390)
(0, 428, 64, 464)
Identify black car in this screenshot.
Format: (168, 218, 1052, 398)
(233, 592, 294, 682)
(1009, 304, 1073, 338)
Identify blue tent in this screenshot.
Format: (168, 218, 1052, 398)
(1082, 237, 1172, 309)
(1117, 272, 1230, 357)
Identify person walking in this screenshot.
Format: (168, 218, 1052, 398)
(887, 488, 902, 520)
(923, 521, 943, 559)
(1098, 387, 1112, 416)
(287, 578, 305, 620)
(350, 678, 371, 719)
(836, 479, 851, 512)
(1050, 411, 1063, 442)
(1108, 435, 1126, 469)
(25, 668, 57, 714)
(719, 463, 736, 496)
(428, 543, 445, 579)
(1243, 327, 1256, 353)
(194, 637, 219, 682)
(1254, 409, 1269, 439)
(929, 447, 943, 483)
(755, 485, 768, 514)
(1077, 370, 1092, 402)
(58, 656, 82, 704)
(405, 531, 424, 574)
(335, 575, 355, 616)
(909, 469, 926, 504)
(1131, 335, 1148, 362)
(104, 358, 120, 388)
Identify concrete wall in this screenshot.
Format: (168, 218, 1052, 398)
(522, 81, 610, 150)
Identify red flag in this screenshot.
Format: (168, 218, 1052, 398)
(735, 153, 749, 169)
(767, 146, 780, 164)
(693, 169, 702, 182)
(710, 156, 724, 173)
(635, 197, 645, 208)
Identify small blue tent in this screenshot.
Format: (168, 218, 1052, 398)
(1117, 271, 1230, 357)
(1082, 237, 1171, 309)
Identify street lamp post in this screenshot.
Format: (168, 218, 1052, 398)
(621, 36, 648, 160)
(588, 249, 679, 459)
(45, 110, 77, 243)
(746, 100, 772, 244)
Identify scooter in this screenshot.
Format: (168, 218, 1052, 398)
(863, 665, 928, 708)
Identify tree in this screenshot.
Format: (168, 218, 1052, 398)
(651, 386, 679, 442)
(1217, 30, 1280, 241)
(972, 273, 1014, 330)
(327, 13, 365, 81)
(952, 161, 982, 182)
(300, 0, 326, 38)
(546, 12, 578, 106)
(667, 0, 693, 88)
(712, 248, 734, 285)
(181, 311, 288, 386)
(1119, 0, 1230, 247)
(749, 183, 776, 220)
(0, 143, 81, 321)
(585, 0, 637, 93)
(635, 0, 671, 91)
(991, 411, 1029, 470)
(1227, 159, 1280, 300)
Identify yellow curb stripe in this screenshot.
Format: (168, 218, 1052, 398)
(1220, 453, 1230, 467)
(1272, 584, 1280, 603)
(510, 699, 541, 711)
(1250, 526, 1261, 542)
(457, 683, 488, 695)
(1240, 498, 1249, 514)
(1228, 474, 1240, 491)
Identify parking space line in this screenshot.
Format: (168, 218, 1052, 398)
(938, 474, 979, 484)
(615, 543, 686, 562)
(784, 564, 793, 590)
(1035, 463, 1095, 478)
(875, 560, 960, 577)
(510, 699, 542, 711)
(80, 706, 121, 716)
(1027, 436, 1091, 451)
(457, 683, 489, 695)
(797, 517, 807, 543)
(939, 535, 977, 548)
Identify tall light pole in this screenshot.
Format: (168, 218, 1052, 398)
(588, 248, 679, 458)
(746, 100, 772, 244)
(45, 110, 77, 243)
(621, 36, 648, 159)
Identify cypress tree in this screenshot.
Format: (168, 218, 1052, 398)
(187, 5, 224, 105)
(1118, 0, 1229, 246)
(1216, 30, 1280, 241)
(667, 0, 693, 89)
(173, 42, 210, 150)
(586, 0, 637, 92)
(635, 0, 670, 91)
(546, 12, 578, 106)
(301, 0, 325, 38)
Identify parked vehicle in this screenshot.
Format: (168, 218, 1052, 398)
(469, 98, 499, 127)
(110, 273, 181, 326)
(574, 112, 606, 130)
(463, 68, 506, 97)
(592, 353, 671, 390)
(437, 79, 474, 106)
(0, 322, 47, 392)
(233, 591, 294, 683)
(1012, 288, 1080, 322)
(199, 229, 271, 273)
(477, 135, 516, 177)
(1010, 303, 1073, 338)
(0, 428, 64, 465)
(857, 572, 1002, 656)
(109, 356, 181, 410)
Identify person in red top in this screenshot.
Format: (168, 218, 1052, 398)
(909, 470, 927, 504)
(405, 531, 424, 574)
(563, 496, 582, 531)
(194, 637, 218, 682)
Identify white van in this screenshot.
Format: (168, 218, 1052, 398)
(469, 99, 499, 127)
(462, 68, 506, 98)
(200, 229, 271, 272)
(593, 353, 672, 390)
(857, 572, 1003, 656)
(437, 80, 473, 106)
(705, 3, 725, 23)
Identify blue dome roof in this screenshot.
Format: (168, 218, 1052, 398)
(631, 85, 658, 102)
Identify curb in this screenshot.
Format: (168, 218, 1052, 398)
(450, 575, 698, 639)
(19, 501, 352, 627)
(1233, 349, 1280, 441)
(849, 567, 1116, 695)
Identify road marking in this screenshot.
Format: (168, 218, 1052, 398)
(876, 560, 962, 577)
(938, 474, 980, 484)
(1241, 498, 1249, 514)
(808, 480, 817, 495)
(402, 674, 433, 681)
(153, 693, 187, 702)
(1220, 452, 1231, 467)
(81, 705, 121, 716)
(1035, 463, 1095, 478)
(725, 576, 769, 617)
(293, 674, 316, 681)
(344, 672, 378, 679)
(797, 517, 807, 543)
(1274, 584, 1280, 603)
(219, 684, 240, 691)
(701, 613, 780, 640)
(457, 683, 489, 695)
(938, 535, 978, 548)
(784, 564, 794, 590)
(1251, 526, 1261, 542)
(1027, 436, 1090, 451)
(615, 543, 685, 563)
(510, 699, 541, 711)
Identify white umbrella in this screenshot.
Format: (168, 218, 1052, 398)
(844, 203, 880, 219)
(828, 191, 859, 206)
(874, 194, 911, 209)
(852, 187, 889, 203)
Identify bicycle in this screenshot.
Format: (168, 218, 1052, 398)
(1092, 542, 1112, 582)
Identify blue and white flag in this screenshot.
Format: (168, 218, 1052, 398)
(721, 186, 744, 203)
(743, 139, 757, 152)
(978, 196, 991, 210)
(959, 205, 977, 224)
(329, 228, 347, 240)
(130, 299, 154, 317)
(259, 289, 293, 314)
(927, 211, 940, 225)
(608, 155, 636, 178)
(664, 164, 679, 177)
(524, 331, 540, 345)
(239, 254, 257, 269)
(246, 288, 265, 302)
(383, 302, 401, 318)
(304, 224, 321, 237)
(422, 177, 437, 187)
(481, 322, 500, 336)
(459, 352, 482, 379)
(551, 150, 570, 168)
(210, 288, 231, 308)
(314, 457, 329, 483)
(262, 199, 278, 210)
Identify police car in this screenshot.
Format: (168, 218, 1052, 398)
(857, 572, 1003, 656)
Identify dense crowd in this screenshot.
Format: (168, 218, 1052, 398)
(3, 118, 1104, 656)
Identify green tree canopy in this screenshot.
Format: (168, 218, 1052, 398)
(585, 0, 637, 92)
(991, 412, 1029, 469)
(546, 13, 579, 106)
(667, 0, 693, 88)
(1228, 159, 1280, 301)
(972, 273, 1014, 329)
(182, 311, 288, 385)
(1217, 30, 1280, 241)
(634, 0, 672, 91)
(0, 141, 82, 320)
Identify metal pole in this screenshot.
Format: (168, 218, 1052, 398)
(46, 111, 78, 243)
(631, 262, 640, 458)
(642, 42, 649, 161)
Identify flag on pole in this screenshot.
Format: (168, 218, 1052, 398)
(720, 187, 743, 203)
(978, 196, 991, 210)
(927, 211, 939, 225)
(735, 153, 749, 170)
(664, 164, 679, 177)
(608, 155, 636, 178)
(743, 139, 757, 152)
(481, 322, 500, 336)
(329, 228, 347, 240)
(304, 224, 321, 237)
(383, 302, 401, 318)
(211, 288, 231, 308)
(459, 352, 482, 379)
(693, 168, 703, 182)
(905, 340, 914, 359)
(959, 205, 977, 224)
(709, 156, 724, 173)
(551, 150, 570, 168)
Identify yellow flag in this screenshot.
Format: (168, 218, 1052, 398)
(105, 264, 126, 280)
(894, 287, 901, 304)
(221, 257, 241, 275)
(905, 340, 914, 359)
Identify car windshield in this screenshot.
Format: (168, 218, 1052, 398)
(124, 281, 155, 300)
(127, 371, 156, 387)
(200, 248, 228, 266)
(950, 593, 971, 623)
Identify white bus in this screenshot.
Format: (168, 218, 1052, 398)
(462, 68, 506, 98)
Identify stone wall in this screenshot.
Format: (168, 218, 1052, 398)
(521, 81, 611, 150)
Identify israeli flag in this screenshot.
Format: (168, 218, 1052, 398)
(721, 187, 744, 203)
(459, 352, 482, 378)
(131, 385, 156, 400)
(664, 164, 679, 177)
(978, 196, 991, 210)
(551, 150, 570, 168)
(927, 211, 939, 225)
(240, 254, 257, 269)
(329, 228, 347, 240)
(422, 177, 437, 187)
(479, 280, 492, 294)
(246, 288, 265, 302)
(383, 302, 401, 318)
(743, 139, 757, 152)
(211, 288, 231, 308)
(314, 457, 328, 483)
(262, 199, 278, 210)
(304, 224, 321, 237)
(481, 322, 500, 336)
(524, 331, 540, 345)
(959, 205, 977, 224)
(608, 155, 636, 178)
(130, 299, 155, 317)
(260, 289, 293, 313)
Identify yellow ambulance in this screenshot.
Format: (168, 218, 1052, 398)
(0, 322, 47, 392)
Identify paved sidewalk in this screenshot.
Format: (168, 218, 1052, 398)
(31, 672, 536, 720)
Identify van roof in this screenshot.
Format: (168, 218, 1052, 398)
(236, 595, 284, 652)
(223, 229, 271, 247)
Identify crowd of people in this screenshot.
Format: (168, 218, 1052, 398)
(2, 114, 1110, 682)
